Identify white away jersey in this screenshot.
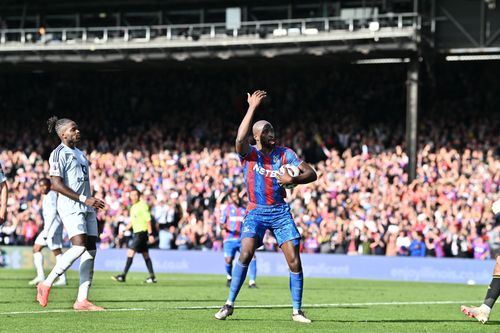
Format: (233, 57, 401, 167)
(49, 143, 92, 217)
(42, 190, 62, 232)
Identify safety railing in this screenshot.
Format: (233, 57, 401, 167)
(0, 13, 419, 47)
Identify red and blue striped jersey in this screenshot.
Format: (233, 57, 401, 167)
(240, 145, 303, 206)
(221, 203, 246, 240)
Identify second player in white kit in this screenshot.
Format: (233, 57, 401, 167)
(29, 178, 67, 286)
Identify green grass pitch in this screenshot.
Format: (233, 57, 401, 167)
(0, 269, 498, 333)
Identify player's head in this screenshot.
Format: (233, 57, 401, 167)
(39, 178, 51, 194)
(130, 188, 141, 204)
(228, 189, 240, 206)
(47, 116, 81, 145)
(252, 120, 275, 149)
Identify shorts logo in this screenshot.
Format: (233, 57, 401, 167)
(77, 224, 85, 231)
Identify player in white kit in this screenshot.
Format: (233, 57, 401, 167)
(37, 116, 106, 311)
(29, 178, 67, 286)
(0, 161, 7, 225)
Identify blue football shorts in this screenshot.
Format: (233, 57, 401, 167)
(241, 203, 300, 247)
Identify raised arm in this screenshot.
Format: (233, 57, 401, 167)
(51, 176, 105, 210)
(235, 90, 267, 156)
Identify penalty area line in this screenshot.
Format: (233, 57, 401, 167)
(0, 308, 147, 316)
(175, 300, 482, 310)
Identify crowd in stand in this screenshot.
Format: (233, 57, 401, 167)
(0, 63, 499, 259)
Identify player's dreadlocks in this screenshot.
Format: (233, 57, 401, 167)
(47, 116, 74, 138)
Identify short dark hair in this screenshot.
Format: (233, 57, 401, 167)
(131, 187, 142, 196)
(39, 178, 51, 187)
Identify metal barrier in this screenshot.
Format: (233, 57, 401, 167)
(0, 13, 419, 47)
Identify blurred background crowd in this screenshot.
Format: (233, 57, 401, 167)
(0, 63, 499, 259)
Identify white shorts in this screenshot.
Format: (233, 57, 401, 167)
(61, 210, 98, 239)
(34, 222, 63, 250)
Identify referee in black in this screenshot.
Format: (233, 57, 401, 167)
(112, 188, 157, 283)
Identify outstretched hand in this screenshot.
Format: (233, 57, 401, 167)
(247, 90, 267, 109)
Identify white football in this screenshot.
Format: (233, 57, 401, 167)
(279, 164, 300, 189)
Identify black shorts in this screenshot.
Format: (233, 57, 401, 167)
(130, 232, 149, 252)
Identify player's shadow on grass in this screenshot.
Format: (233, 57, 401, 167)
(179, 305, 363, 311)
(100, 299, 227, 303)
(313, 306, 367, 309)
(97, 283, 225, 288)
(312, 319, 500, 325)
(230, 318, 500, 325)
(220, 306, 366, 310)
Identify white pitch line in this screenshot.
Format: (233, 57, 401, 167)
(175, 300, 481, 310)
(1, 301, 482, 315)
(0, 308, 147, 316)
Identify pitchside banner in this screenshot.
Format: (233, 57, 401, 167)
(1, 246, 494, 284)
(0, 247, 57, 269)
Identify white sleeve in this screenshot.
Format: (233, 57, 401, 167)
(42, 192, 58, 232)
(49, 149, 65, 178)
